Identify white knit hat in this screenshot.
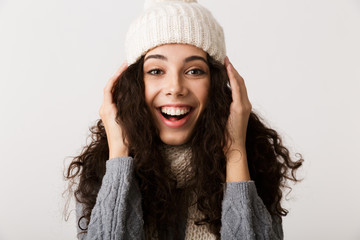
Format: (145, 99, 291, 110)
(125, 0, 226, 65)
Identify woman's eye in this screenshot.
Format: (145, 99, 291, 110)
(187, 69, 205, 75)
(147, 69, 163, 75)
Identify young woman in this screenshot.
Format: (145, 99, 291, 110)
(65, 1, 303, 239)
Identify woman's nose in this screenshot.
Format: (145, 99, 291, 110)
(164, 74, 188, 97)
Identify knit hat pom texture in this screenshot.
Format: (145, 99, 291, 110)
(144, 0, 197, 10)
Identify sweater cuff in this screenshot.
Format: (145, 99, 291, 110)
(106, 156, 133, 173)
(224, 181, 257, 201)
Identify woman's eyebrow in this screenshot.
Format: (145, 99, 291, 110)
(144, 54, 167, 62)
(184, 56, 208, 65)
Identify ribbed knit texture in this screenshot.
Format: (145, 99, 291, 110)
(125, 0, 226, 65)
(76, 157, 284, 239)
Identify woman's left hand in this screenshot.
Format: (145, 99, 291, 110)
(224, 57, 252, 159)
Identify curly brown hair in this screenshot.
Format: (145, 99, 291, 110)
(65, 54, 303, 239)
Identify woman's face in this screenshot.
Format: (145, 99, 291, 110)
(143, 44, 210, 145)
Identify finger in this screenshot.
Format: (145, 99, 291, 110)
(104, 62, 128, 92)
(111, 61, 128, 79)
(104, 62, 128, 104)
(225, 57, 250, 104)
(225, 57, 241, 104)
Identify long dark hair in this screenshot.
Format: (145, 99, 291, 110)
(65, 54, 303, 239)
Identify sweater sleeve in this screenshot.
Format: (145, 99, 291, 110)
(75, 157, 145, 240)
(220, 181, 283, 240)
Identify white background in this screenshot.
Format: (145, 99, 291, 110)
(0, 0, 359, 239)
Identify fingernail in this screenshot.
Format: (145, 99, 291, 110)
(224, 56, 229, 65)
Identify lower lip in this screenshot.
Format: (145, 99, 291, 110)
(158, 109, 193, 128)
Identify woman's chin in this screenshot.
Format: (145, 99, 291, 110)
(159, 133, 190, 146)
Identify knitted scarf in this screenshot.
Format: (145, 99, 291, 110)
(153, 144, 217, 240)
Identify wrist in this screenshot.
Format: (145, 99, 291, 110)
(109, 151, 128, 159)
(109, 143, 129, 159)
(225, 146, 251, 182)
(226, 145, 246, 162)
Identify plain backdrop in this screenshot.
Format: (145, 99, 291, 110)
(0, 0, 359, 239)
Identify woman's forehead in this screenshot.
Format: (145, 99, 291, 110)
(144, 43, 207, 58)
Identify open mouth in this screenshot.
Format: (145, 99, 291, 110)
(159, 106, 192, 121)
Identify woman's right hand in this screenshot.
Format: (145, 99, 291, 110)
(99, 62, 129, 159)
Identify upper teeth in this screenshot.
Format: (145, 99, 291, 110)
(161, 107, 191, 116)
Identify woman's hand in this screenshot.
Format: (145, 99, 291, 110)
(99, 62, 129, 159)
(224, 57, 251, 181)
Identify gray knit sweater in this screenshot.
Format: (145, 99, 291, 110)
(76, 157, 283, 239)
